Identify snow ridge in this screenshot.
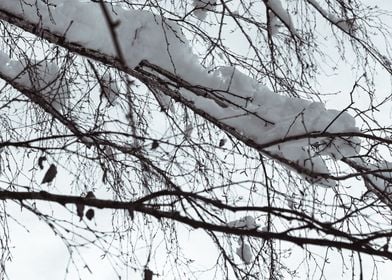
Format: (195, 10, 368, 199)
(0, 0, 362, 186)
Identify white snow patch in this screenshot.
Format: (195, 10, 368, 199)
(362, 160, 392, 195)
(0, 51, 69, 112)
(0, 0, 363, 186)
(153, 90, 174, 113)
(236, 239, 253, 264)
(307, 0, 357, 33)
(193, 0, 217, 20)
(228, 216, 258, 229)
(266, 0, 296, 35)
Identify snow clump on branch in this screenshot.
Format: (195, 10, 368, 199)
(0, 51, 69, 112)
(0, 0, 362, 186)
(192, 0, 217, 20)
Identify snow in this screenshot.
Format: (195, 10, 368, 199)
(271, 146, 336, 187)
(236, 239, 253, 264)
(307, 0, 357, 33)
(266, 0, 296, 35)
(227, 215, 258, 264)
(0, 51, 69, 112)
(228, 216, 258, 229)
(193, 0, 217, 20)
(0, 0, 200, 74)
(0, 0, 364, 186)
(354, 159, 392, 196)
(152, 89, 174, 113)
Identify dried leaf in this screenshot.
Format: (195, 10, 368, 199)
(41, 164, 57, 184)
(85, 191, 96, 199)
(151, 140, 159, 150)
(76, 203, 84, 221)
(85, 208, 94, 220)
(144, 269, 153, 280)
(38, 156, 47, 169)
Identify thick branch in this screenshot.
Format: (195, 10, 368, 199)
(0, 189, 391, 259)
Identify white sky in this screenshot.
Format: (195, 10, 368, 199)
(2, 0, 392, 279)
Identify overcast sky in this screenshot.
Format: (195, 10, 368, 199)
(3, 1, 392, 279)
